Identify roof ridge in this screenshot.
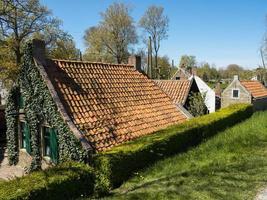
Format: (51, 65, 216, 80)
(51, 58, 134, 67)
(154, 80, 189, 82)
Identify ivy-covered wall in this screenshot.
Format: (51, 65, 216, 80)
(5, 42, 87, 170)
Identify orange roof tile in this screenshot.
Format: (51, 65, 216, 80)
(154, 80, 191, 105)
(240, 80, 267, 98)
(43, 59, 187, 151)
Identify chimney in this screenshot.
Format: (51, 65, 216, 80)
(32, 39, 46, 65)
(128, 55, 142, 72)
(233, 75, 239, 81)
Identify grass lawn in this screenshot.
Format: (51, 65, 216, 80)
(103, 111, 267, 200)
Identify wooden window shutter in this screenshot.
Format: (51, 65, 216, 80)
(50, 128, 58, 164)
(24, 123, 31, 154)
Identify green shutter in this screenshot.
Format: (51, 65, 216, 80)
(19, 95, 24, 109)
(24, 123, 31, 154)
(50, 128, 58, 164)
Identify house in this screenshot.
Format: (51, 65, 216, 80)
(221, 75, 267, 110)
(172, 67, 216, 113)
(5, 40, 188, 168)
(154, 79, 200, 117)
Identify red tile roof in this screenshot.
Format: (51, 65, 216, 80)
(43, 59, 187, 151)
(154, 80, 191, 105)
(240, 80, 267, 99)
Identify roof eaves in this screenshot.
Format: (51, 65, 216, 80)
(33, 58, 93, 152)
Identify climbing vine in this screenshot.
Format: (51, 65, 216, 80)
(5, 85, 20, 165)
(6, 42, 87, 170)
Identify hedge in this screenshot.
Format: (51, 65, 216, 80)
(0, 162, 95, 200)
(93, 104, 253, 193)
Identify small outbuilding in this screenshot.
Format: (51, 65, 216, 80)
(221, 75, 267, 110)
(154, 78, 201, 117)
(171, 67, 216, 113)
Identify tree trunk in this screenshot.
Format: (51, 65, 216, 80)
(15, 47, 22, 67)
(155, 51, 159, 79)
(117, 56, 121, 64)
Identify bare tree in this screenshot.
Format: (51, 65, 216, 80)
(139, 6, 169, 76)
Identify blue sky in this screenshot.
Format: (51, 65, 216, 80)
(41, 0, 267, 69)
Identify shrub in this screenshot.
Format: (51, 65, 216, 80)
(93, 104, 253, 193)
(0, 162, 95, 200)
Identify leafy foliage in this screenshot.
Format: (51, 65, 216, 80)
(0, 162, 95, 200)
(179, 55, 196, 71)
(5, 42, 86, 169)
(0, 0, 79, 82)
(93, 104, 253, 192)
(5, 85, 20, 165)
(188, 92, 207, 117)
(83, 2, 137, 64)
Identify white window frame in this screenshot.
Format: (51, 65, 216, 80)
(232, 88, 240, 99)
(40, 124, 52, 161)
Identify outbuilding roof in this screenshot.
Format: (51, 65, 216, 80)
(154, 80, 191, 105)
(42, 59, 187, 151)
(240, 80, 267, 99)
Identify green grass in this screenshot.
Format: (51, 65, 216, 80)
(103, 111, 267, 200)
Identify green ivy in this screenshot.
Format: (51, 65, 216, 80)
(6, 42, 88, 170)
(5, 85, 20, 165)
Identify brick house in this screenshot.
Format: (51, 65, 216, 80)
(221, 75, 267, 110)
(154, 79, 201, 117)
(5, 40, 188, 167)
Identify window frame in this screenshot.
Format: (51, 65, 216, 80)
(232, 88, 240, 99)
(18, 120, 31, 154)
(42, 126, 51, 157)
(41, 125, 58, 164)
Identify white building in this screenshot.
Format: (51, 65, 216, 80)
(172, 68, 216, 113)
(189, 75, 216, 113)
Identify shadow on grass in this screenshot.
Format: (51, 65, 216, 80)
(110, 153, 267, 200)
(107, 108, 253, 189)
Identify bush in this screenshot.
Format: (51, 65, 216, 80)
(93, 104, 253, 193)
(0, 162, 95, 200)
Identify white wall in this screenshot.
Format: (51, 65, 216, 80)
(189, 76, 216, 113)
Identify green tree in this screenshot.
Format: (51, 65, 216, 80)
(179, 55, 196, 71)
(0, 0, 75, 81)
(157, 55, 171, 79)
(83, 26, 114, 63)
(188, 92, 207, 117)
(83, 3, 137, 64)
(197, 62, 220, 82)
(46, 33, 79, 60)
(225, 64, 244, 78)
(0, 0, 60, 64)
(140, 6, 169, 75)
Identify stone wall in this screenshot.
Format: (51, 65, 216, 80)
(221, 79, 251, 108)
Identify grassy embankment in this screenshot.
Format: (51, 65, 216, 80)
(105, 111, 267, 200)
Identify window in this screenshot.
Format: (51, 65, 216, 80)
(175, 77, 180, 80)
(19, 121, 31, 154)
(43, 127, 51, 157)
(42, 126, 58, 163)
(232, 89, 239, 98)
